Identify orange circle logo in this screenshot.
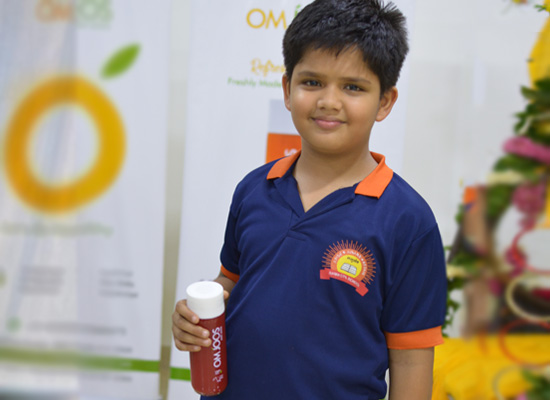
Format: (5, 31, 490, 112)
(4, 76, 125, 213)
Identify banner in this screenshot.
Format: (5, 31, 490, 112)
(169, 1, 415, 398)
(0, 1, 171, 398)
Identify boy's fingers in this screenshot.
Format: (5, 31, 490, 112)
(174, 338, 202, 353)
(172, 298, 213, 352)
(172, 324, 212, 348)
(223, 290, 230, 301)
(172, 310, 209, 339)
(174, 299, 199, 324)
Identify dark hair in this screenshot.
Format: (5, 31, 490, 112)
(282, 0, 408, 95)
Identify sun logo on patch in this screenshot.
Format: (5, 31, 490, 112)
(320, 240, 376, 296)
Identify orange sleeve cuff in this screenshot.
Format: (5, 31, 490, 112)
(220, 265, 240, 283)
(384, 326, 444, 350)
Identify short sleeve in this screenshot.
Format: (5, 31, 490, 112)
(220, 204, 240, 280)
(381, 225, 447, 349)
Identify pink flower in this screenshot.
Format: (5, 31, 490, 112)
(504, 136, 550, 164)
(512, 182, 546, 215)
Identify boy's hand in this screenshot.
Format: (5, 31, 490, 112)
(172, 290, 230, 352)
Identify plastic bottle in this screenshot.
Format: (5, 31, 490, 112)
(186, 281, 228, 396)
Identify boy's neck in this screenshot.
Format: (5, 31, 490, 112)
(292, 147, 378, 212)
(295, 147, 378, 184)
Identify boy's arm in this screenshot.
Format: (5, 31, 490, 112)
(388, 347, 434, 400)
(214, 270, 237, 296)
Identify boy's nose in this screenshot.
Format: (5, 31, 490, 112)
(317, 86, 342, 111)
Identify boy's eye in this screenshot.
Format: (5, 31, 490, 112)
(345, 84, 363, 92)
(303, 80, 321, 87)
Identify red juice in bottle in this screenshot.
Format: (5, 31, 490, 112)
(186, 281, 228, 396)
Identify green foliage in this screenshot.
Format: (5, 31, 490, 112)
(535, 4, 549, 13)
(486, 184, 514, 221)
(493, 154, 542, 172)
(522, 85, 550, 105)
(523, 369, 550, 400)
(515, 78, 550, 140)
(534, 78, 550, 92)
(491, 154, 542, 184)
(449, 251, 481, 273)
(455, 204, 465, 225)
(530, 127, 550, 145)
(514, 104, 545, 136)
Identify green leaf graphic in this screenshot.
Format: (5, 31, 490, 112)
(101, 44, 141, 79)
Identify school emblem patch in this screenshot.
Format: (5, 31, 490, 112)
(320, 240, 376, 296)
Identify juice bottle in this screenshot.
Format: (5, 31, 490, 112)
(186, 281, 228, 396)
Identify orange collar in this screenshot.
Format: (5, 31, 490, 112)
(267, 151, 393, 199)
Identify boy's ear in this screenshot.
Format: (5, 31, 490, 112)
(282, 74, 291, 111)
(375, 87, 398, 122)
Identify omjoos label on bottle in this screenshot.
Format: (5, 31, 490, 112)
(190, 314, 228, 395)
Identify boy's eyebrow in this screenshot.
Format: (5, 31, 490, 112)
(343, 76, 374, 85)
(296, 71, 373, 85)
(295, 70, 324, 79)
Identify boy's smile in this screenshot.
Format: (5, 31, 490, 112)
(283, 48, 397, 160)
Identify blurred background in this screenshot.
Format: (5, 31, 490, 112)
(0, 0, 548, 399)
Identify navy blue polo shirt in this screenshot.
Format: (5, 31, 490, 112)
(209, 152, 447, 400)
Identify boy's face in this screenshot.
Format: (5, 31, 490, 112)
(283, 48, 397, 158)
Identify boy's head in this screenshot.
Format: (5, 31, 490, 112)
(282, 0, 408, 95)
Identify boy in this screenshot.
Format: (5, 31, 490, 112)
(172, 0, 447, 398)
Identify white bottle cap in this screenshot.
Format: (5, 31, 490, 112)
(186, 281, 225, 320)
